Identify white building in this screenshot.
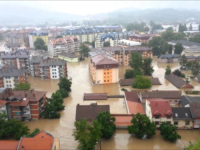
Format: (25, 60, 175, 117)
(95, 33, 118, 48)
(118, 39, 141, 46)
(186, 22, 199, 31)
(162, 25, 179, 32)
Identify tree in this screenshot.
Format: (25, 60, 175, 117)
(129, 52, 142, 70)
(103, 41, 110, 47)
(14, 82, 31, 90)
(174, 43, 183, 54)
(142, 58, 154, 76)
(124, 69, 134, 79)
(168, 45, 173, 54)
(178, 24, 187, 33)
(51, 91, 65, 111)
(80, 44, 90, 58)
(160, 122, 181, 142)
(189, 35, 200, 43)
(96, 111, 116, 139)
(165, 65, 171, 75)
(184, 138, 200, 150)
(173, 69, 185, 78)
(91, 41, 95, 48)
(55, 35, 63, 39)
(58, 77, 72, 92)
(132, 76, 152, 89)
(152, 46, 161, 56)
(73, 119, 102, 150)
(128, 113, 156, 139)
(191, 61, 200, 76)
(179, 54, 187, 69)
(58, 88, 68, 98)
(34, 38, 47, 51)
(26, 128, 40, 137)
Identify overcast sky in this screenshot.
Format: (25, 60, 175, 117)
(0, 1, 199, 16)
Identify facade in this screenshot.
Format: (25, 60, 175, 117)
(89, 54, 119, 84)
(0, 51, 30, 69)
(128, 34, 152, 43)
(186, 22, 199, 31)
(58, 52, 79, 63)
(159, 54, 179, 63)
(29, 31, 48, 48)
(0, 69, 28, 88)
(95, 33, 118, 48)
(145, 99, 173, 128)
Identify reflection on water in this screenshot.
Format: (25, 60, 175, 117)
(26, 58, 200, 149)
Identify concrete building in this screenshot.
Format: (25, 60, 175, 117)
(162, 25, 179, 32)
(118, 39, 141, 46)
(128, 34, 152, 43)
(186, 22, 199, 31)
(95, 33, 118, 48)
(29, 31, 48, 48)
(58, 52, 79, 63)
(0, 69, 28, 88)
(159, 54, 179, 63)
(89, 54, 119, 84)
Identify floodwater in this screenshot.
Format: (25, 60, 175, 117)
(26, 58, 200, 150)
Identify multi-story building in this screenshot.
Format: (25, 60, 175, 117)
(0, 68, 28, 88)
(89, 54, 119, 84)
(29, 31, 48, 48)
(95, 33, 119, 48)
(0, 88, 47, 121)
(30, 56, 67, 79)
(129, 34, 152, 43)
(0, 51, 30, 69)
(95, 26, 122, 32)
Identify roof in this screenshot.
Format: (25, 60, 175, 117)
(112, 115, 133, 126)
(169, 40, 200, 47)
(124, 91, 140, 103)
(119, 78, 161, 86)
(195, 74, 200, 82)
(83, 93, 107, 100)
(189, 103, 200, 119)
(141, 90, 182, 99)
(149, 100, 172, 117)
(0, 88, 7, 94)
(0, 140, 19, 150)
(127, 101, 145, 114)
(0, 99, 7, 107)
(101, 46, 151, 52)
(76, 103, 110, 121)
(0, 69, 27, 77)
(172, 107, 192, 120)
(180, 95, 200, 107)
(50, 38, 67, 45)
(159, 54, 179, 59)
(0, 51, 29, 59)
(165, 74, 193, 88)
(58, 52, 79, 59)
(39, 59, 66, 67)
(91, 54, 119, 66)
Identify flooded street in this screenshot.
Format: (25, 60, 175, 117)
(26, 58, 200, 150)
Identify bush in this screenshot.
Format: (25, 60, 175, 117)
(124, 69, 134, 79)
(191, 91, 199, 94)
(132, 76, 152, 89)
(173, 69, 185, 78)
(121, 88, 127, 91)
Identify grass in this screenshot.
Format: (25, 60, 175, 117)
(184, 139, 200, 150)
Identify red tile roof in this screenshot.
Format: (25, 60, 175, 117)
(124, 91, 140, 103)
(91, 54, 119, 65)
(0, 99, 7, 107)
(50, 38, 67, 45)
(0, 140, 19, 150)
(149, 100, 172, 117)
(127, 101, 145, 114)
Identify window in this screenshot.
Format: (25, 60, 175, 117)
(107, 72, 109, 74)
(15, 112, 21, 115)
(155, 121, 159, 125)
(174, 121, 178, 125)
(107, 80, 109, 82)
(185, 121, 190, 125)
(155, 115, 160, 119)
(104, 80, 106, 82)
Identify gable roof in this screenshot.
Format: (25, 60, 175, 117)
(180, 95, 200, 107)
(172, 107, 192, 120)
(83, 93, 107, 100)
(76, 103, 110, 121)
(0, 69, 27, 77)
(91, 54, 118, 66)
(189, 103, 200, 119)
(169, 40, 200, 47)
(141, 90, 181, 99)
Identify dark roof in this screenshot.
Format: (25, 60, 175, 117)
(159, 54, 179, 59)
(141, 90, 182, 99)
(169, 40, 200, 47)
(83, 93, 107, 100)
(76, 103, 110, 121)
(58, 52, 79, 59)
(165, 74, 193, 88)
(39, 59, 66, 67)
(0, 51, 29, 59)
(119, 78, 161, 86)
(172, 107, 192, 120)
(150, 78, 162, 85)
(189, 103, 200, 119)
(124, 91, 140, 103)
(0, 69, 27, 77)
(180, 95, 200, 107)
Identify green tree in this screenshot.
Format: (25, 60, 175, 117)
(191, 61, 200, 76)
(132, 76, 152, 89)
(96, 111, 116, 139)
(34, 38, 47, 50)
(160, 122, 181, 142)
(14, 82, 31, 90)
(58, 88, 68, 98)
(174, 43, 183, 54)
(179, 54, 187, 69)
(26, 128, 40, 137)
(142, 58, 154, 76)
(91, 41, 95, 48)
(168, 45, 173, 54)
(152, 46, 161, 56)
(172, 69, 185, 78)
(178, 24, 187, 33)
(189, 35, 200, 43)
(55, 35, 63, 39)
(103, 41, 110, 47)
(124, 69, 134, 79)
(51, 91, 65, 111)
(128, 113, 156, 139)
(73, 119, 102, 150)
(129, 52, 142, 70)
(58, 77, 72, 92)
(165, 65, 171, 75)
(80, 44, 90, 58)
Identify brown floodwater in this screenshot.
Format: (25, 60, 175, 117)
(26, 58, 200, 150)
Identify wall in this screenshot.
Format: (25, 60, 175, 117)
(112, 68, 119, 83)
(173, 120, 193, 129)
(50, 66, 59, 79)
(3, 77, 15, 88)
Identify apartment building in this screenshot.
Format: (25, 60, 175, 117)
(0, 88, 47, 121)
(89, 54, 119, 84)
(29, 31, 48, 48)
(129, 34, 152, 43)
(0, 51, 30, 69)
(95, 33, 119, 48)
(48, 37, 80, 56)
(0, 68, 28, 88)
(30, 56, 67, 79)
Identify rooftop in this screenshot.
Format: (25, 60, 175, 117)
(180, 95, 200, 107)
(0, 140, 19, 150)
(58, 52, 79, 59)
(189, 103, 200, 119)
(91, 54, 119, 66)
(0, 69, 27, 77)
(159, 54, 179, 59)
(172, 107, 192, 120)
(169, 40, 200, 47)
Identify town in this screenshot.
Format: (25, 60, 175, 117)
(1, 2, 200, 150)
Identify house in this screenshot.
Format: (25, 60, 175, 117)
(165, 74, 193, 89)
(118, 39, 141, 46)
(179, 95, 200, 107)
(138, 90, 182, 105)
(189, 103, 200, 128)
(89, 54, 119, 84)
(159, 54, 179, 63)
(172, 107, 193, 129)
(58, 52, 79, 63)
(0, 69, 28, 88)
(76, 103, 110, 121)
(145, 99, 173, 128)
(83, 93, 107, 100)
(0, 140, 19, 150)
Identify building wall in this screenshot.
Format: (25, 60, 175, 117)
(50, 66, 59, 79)
(33, 35, 49, 46)
(173, 120, 193, 129)
(29, 35, 34, 48)
(193, 119, 200, 128)
(3, 77, 14, 88)
(0, 78, 4, 88)
(58, 55, 79, 62)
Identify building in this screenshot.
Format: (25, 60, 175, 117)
(189, 103, 200, 128)
(5, 43, 21, 51)
(75, 103, 110, 121)
(0, 68, 28, 88)
(194, 74, 200, 83)
(95, 26, 122, 32)
(95, 33, 119, 48)
(89, 54, 119, 84)
(172, 107, 193, 129)
(145, 99, 173, 128)
(186, 22, 199, 31)
(138, 90, 182, 105)
(159, 54, 179, 63)
(185, 55, 200, 62)
(29, 31, 48, 48)
(0, 99, 8, 120)
(180, 95, 200, 107)
(0, 51, 30, 69)
(0, 131, 59, 150)
(30, 57, 67, 79)
(58, 52, 79, 63)
(118, 39, 141, 46)
(161, 25, 179, 32)
(128, 34, 152, 43)
(165, 74, 193, 89)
